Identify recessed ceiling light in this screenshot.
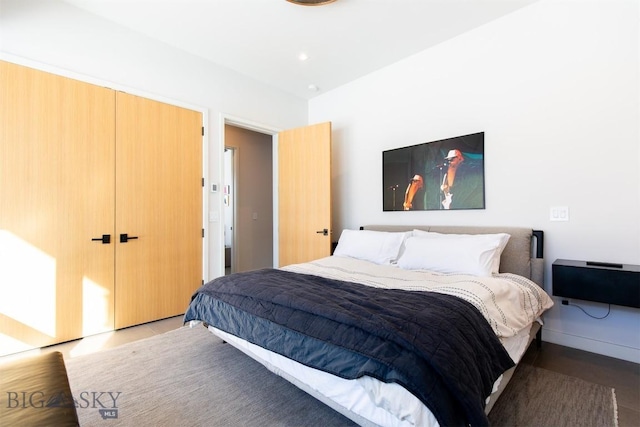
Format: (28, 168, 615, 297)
(298, 53, 309, 61)
(308, 84, 319, 92)
(286, 0, 337, 5)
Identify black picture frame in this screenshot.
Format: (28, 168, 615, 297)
(382, 132, 485, 211)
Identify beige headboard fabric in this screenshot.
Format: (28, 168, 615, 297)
(361, 225, 544, 286)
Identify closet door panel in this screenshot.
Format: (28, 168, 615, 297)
(0, 61, 116, 354)
(115, 92, 202, 329)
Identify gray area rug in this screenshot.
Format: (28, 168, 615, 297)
(488, 363, 618, 427)
(65, 326, 617, 427)
(66, 326, 355, 427)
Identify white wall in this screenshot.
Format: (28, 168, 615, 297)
(310, 0, 640, 362)
(0, 0, 308, 280)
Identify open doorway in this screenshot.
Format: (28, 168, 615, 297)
(223, 147, 235, 275)
(223, 124, 273, 274)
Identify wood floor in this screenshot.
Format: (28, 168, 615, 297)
(1, 317, 638, 426)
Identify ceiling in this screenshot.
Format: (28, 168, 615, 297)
(61, 0, 537, 100)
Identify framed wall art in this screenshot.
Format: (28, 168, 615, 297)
(382, 132, 485, 211)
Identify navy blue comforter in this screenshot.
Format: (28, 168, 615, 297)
(184, 268, 514, 426)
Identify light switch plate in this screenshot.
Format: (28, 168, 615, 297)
(550, 206, 569, 221)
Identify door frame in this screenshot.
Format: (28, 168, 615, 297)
(220, 114, 281, 273)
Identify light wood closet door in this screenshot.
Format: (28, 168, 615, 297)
(114, 93, 202, 329)
(0, 61, 116, 355)
(278, 122, 332, 266)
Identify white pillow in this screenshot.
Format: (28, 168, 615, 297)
(333, 229, 409, 265)
(397, 232, 511, 276)
(411, 230, 510, 274)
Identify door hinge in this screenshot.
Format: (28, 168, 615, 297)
(202, 126, 204, 136)
(202, 177, 205, 187)
(202, 228, 205, 238)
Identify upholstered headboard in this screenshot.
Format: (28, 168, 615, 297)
(361, 225, 544, 286)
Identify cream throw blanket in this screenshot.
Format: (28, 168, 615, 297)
(283, 255, 554, 340)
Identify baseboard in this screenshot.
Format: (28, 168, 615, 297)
(543, 328, 640, 364)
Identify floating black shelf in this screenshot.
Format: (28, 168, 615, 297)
(552, 259, 640, 309)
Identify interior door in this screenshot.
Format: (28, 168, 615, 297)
(0, 61, 116, 355)
(115, 92, 202, 329)
(278, 122, 332, 266)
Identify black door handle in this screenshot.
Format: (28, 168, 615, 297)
(91, 234, 111, 244)
(120, 233, 139, 243)
(316, 229, 329, 236)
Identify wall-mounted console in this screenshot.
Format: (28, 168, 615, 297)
(552, 259, 640, 309)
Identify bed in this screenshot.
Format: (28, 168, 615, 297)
(184, 225, 554, 427)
